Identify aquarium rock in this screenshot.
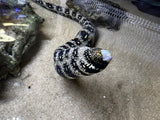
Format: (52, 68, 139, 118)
(132, 0, 160, 17)
(0, 1, 44, 80)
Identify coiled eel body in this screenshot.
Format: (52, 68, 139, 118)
(31, 0, 112, 79)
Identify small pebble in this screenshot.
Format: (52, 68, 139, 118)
(13, 82, 20, 87)
(103, 96, 106, 99)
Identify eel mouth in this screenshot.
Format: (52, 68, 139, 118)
(101, 50, 112, 62)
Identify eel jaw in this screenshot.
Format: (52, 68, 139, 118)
(101, 50, 112, 62)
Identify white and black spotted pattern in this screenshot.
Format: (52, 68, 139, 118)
(31, 0, 112, 79)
